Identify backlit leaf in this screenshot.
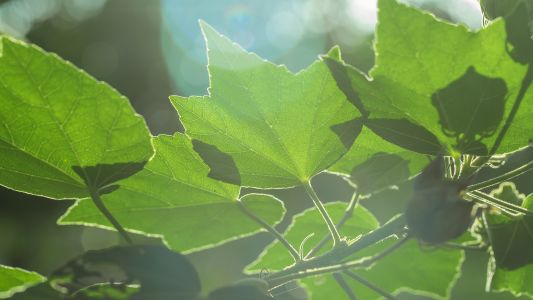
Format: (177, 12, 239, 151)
(60, 133, 285, 253)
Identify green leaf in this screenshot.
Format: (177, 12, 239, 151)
(486, 184, 532, 269)
(59, 133, 285, 253)
(170, 22, 360, 189)
(326, 0, 532, 155)
(301, 239, 464, 300)
(0, 265, 45, 298)
(0, 37, 153, 199)
(246, 202, 379, 272)
(486, 183, 533, 297)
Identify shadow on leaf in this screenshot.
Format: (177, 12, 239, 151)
(365, 118, 442, 155)
(72, 162, 147, 194)
(330, 118, 364, 149)
(192, 139, 241, 186)
(431, 66, 507, 155)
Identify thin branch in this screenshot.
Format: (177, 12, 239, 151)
(305, 192, 360, 259)
(489, 64, 533, 156)
(333, 273, 357, 300)
(466, 159, 533, 192)
(267, 214, 406, 286)
(268, 236, 409, 288)
(441, 242, 487, 251)
(304, 180, 342, 246)
(343, 270, 398, 300)
(89, 189, 132, 244)
(237, 200, 300, 262)
(468, 190, 533, 216)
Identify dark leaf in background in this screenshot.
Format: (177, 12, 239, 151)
(486, 189, 533, 270)
(503, 2, 533, 64)
(50, 245, 201, 299)
(349, 152, 410, 195)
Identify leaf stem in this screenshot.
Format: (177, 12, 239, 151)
(489, 64, 533, 156)
(343, 270, 398, 300)
(305, 192, 360, 259)
(266, 214, 405, 286)
(267, 236, 409, 288)
(466, 159, 533, 191)
(333, 273, 357, 300)
(89, 188, 132, 244)
(441, 242, 487, 251)
(237, 199, 301, 262)
(304, 180, 342, 246)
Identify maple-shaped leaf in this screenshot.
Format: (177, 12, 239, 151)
(171, 22, 361, 189)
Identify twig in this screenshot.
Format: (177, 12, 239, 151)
(467, 159, 533, 191)
(89, 189, 132, 244)
(268, 236, 409, 288)
(304, 181, 342, 246)
(305, 192, 360, 259)
(333, 273, 357, 300)
(343, 270, 398, 300)
(468, 190, 532, 216)
(237, 199, 300, 262)
(489, 64, 533, 156)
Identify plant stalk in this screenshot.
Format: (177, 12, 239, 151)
(266, 215, 406, 288)
(237, 200, 301, 262)
(267, 236, 409, 288)
(467, 159, 533, 192)
(89, 188, 133, 244)
(333, 273, 357, 300)
(304, 180, 342, 246)
(305, 192, 360, 259)
(343, 270, 398, 300)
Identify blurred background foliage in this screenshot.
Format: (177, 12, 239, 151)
(0, 0, 531, 299)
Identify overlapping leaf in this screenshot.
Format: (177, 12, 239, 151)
(0, 265, 44, 298)
(325, 0, 532, 156)
(170, 22, 360, 189)
(486, 183, 533, 297)
(329, 127, 428, 194)
(60, 133, 285, 253)
(0, 37, 153, 199)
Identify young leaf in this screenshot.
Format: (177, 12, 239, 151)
(246, 202, 379, 272)
(0, 265, 45, 298)
(59, 133, 285, 253)
(301, 239, 464, 300)
(170, 22, 361, 189)
(326, 0, 532, 155)
(0, 37, 153, 199)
